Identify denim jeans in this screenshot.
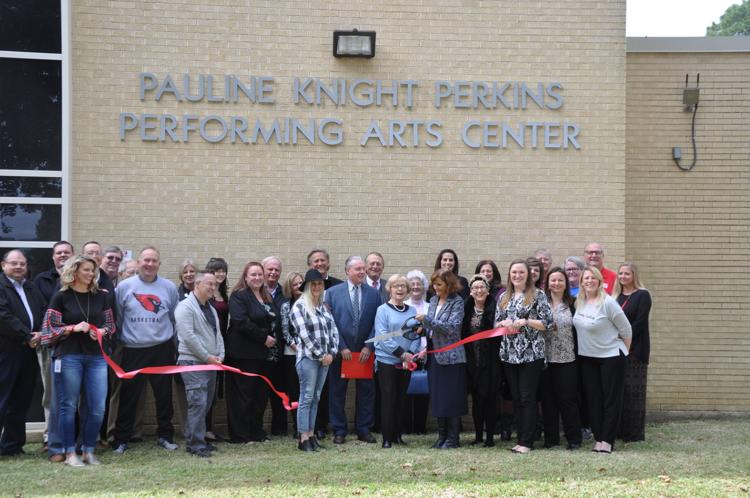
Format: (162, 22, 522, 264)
(54, 354, 107, 453)
(296, 357, 329, 433)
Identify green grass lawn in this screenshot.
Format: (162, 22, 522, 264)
(3, 418, 749, 497)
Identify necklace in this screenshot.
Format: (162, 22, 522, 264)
(474, 306, 484, 315)
(73, 290, 91, 322)
(390, 302, 406, 312)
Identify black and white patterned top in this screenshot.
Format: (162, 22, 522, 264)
(541, 302, 576, 364)
(289, 298, 339, 362)
(495, 288, 553, 364)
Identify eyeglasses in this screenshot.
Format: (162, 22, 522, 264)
(106, 255, 122, 262)
(391, 284, 407, 289)
(585, 250, 602, 256)
(565, 268, 581, 273)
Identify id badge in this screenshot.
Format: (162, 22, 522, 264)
(54, 359, 62, 373)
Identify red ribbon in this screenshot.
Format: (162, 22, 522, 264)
(92, 326, 298, 411)
(408, 326, 520, 369)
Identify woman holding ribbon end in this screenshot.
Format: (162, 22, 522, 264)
(495, 259, 553, 454)
(415, 269, 466, 449)
(373, 274, 421, 449)
(289, 269, 339, 452)
(41, 255, 115, 467)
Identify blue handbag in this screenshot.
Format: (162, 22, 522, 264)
(406, 368, 429, 395)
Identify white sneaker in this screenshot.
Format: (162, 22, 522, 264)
(157, 438, 178, 451)
(65, 454, 85, 468)
(83, 452, 101, 465)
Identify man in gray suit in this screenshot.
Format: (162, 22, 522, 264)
(365, 252, 388, 302)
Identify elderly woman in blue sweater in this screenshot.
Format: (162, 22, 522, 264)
(373, 274, 422, 449)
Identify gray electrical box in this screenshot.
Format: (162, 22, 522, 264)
(683, 87, 699, 106)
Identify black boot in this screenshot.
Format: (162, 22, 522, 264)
(440, 417, 460, 449)
(431, 418, 447, 449)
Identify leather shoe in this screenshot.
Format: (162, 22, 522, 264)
(49, 453, 65, 463)
(357, 432, 377, 444)
(395, 436, 407, 446)
(298, 439, 315, 452)
(315, 429, 327, 440)
(311, 437, 324, 450)
(382, 441, 392, 449)
(333, 434, 346, 444)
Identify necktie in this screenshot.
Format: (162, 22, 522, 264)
(351, 285, 360, 331)
(371, 280, 377, 289)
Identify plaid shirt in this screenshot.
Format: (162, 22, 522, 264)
(289, 298, 339, 361)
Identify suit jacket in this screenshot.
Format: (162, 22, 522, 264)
(33, 267, 60, 303)
(367, 277, 388, 302)
(226, 288, 282, 360)
(425, 294, 465, 365)
(0, 274, 47, 352)
(324, 280, 382, 352)
(324, 275, 343, 290)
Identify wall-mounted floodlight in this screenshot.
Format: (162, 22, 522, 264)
(333, 30, 376, 58)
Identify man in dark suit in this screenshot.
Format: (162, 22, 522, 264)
(307, 249, 342, 290)
(0, 249, 46, 456)
(262, 255, 288, 436)
(325, 256, 382, 444)
(365, 252, 388, 302)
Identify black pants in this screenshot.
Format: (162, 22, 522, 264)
(503, 359, 544, 448)
(377, 362, 410, 443)
(470, 387, 497, 441)
(0, 347, 38, 455)
(539, 361, 581, 446)
(113, 340, 175, 444)
(225, 357, 269, 442)
(579, 354, 626, 445)
(283, 354, 299, 434)
(266, 359, 287, 435)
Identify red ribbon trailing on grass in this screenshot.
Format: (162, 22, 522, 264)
(405, 326, 520, 370)
(91, 326, 299, 411)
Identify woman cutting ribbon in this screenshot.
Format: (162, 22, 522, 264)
(373, 274, 421, 449)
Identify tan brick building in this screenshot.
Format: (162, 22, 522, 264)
(1, 1, 748, 421)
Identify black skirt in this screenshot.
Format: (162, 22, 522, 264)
(428, 361, 468, 417)
(618, 357, 648, 441)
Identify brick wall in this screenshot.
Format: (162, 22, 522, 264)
(70, 0, 626, 278)
(625, 51, 750, 415)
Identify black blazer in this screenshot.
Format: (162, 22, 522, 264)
(226, 288, 282, 360)
(0, 274, 47, 352)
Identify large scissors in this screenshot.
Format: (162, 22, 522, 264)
(365, 316, 422, 344)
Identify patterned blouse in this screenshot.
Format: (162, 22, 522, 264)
(495, 288, 553, 364)
(541, 301, 576, 364)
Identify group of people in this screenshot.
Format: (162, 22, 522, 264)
(0, 241, 651, 465)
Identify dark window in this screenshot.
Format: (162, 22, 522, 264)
(0, 203, 61, 241)
(0, 58, 62, 171)
(0, 1, 61, 53)
(0, 177, 62, 197)
(0, 247, 53, 280)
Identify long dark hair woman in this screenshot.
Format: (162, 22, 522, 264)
(540, 267, 582, 450)
(462, 274, 501, 447)
(495, 259, 553, 454)
(614, 262, 651, 442)
(41, 255, 115, 467)
(415, 269, 466, 449)
(225, 261, 283, 443)
(204, 256, 230, 442)
(431, 249, 469, 300)
(573, 266, 632, 454)
(475, 260, 504, 301)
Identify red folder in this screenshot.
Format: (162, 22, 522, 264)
(340, 353, 375, 379)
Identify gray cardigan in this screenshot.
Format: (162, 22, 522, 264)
(424, 294, 465, 365)
(176, 293, 225, 363)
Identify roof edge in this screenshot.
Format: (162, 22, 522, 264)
(627, 36, 750, 53)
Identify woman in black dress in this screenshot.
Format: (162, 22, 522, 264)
(462, 274, 501, 447)
(614, 262, 652, 442)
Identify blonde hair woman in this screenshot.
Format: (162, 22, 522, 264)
(41, 255, 115, 467)
(614, 262, 652, 442)
(572, 266, 632, 454)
